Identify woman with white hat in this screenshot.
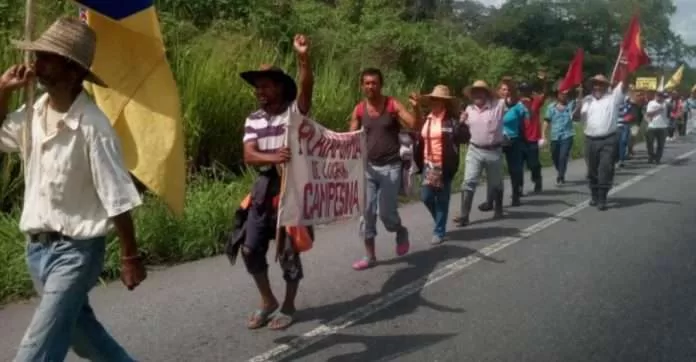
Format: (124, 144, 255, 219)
(416, 85, 469, 244)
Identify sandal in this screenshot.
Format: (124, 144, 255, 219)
(247, 307, 276, 330)
(269, 311, 295, 331)
(352, 256, 376, 271)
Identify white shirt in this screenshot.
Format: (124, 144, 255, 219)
(0, 92, 142, 239)
(646, 100, 670, 129)
(580, 82, 625, 137)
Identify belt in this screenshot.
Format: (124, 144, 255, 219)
(471, 143, 501, 150)
(584, 132, 616, 140)
(29, 232, 70, 244)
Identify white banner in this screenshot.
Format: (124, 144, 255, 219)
(278, 117, 366, 226)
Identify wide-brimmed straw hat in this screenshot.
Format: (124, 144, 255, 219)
(240, 64, 297, 102)
(422, 85, 455, 101)
(463, 80, 492, 97)
(13, 17, 106, 87)
(590, 74, 610, 85)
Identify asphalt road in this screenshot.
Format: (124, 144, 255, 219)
(2, 137, 696, 362)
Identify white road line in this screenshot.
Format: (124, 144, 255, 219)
(247, 147, 696, 362)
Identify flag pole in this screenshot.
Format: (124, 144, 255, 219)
(21, 0, 36, 169)
(610, 48, 624, 84)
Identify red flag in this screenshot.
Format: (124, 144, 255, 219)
(558, 48, 584, 92)
(613, 14, 650, 83)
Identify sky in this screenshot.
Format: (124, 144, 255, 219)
(474, 0, 696, 46)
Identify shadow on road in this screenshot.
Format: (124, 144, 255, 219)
(275, 332, 456, 362)
(293, 245, 481, 329)
(609, 197, 680, 210)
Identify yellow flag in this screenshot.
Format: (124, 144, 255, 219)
(665, 65, 684, 90)
(79, 4, 186, 216)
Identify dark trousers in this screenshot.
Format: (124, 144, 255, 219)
(645, 127, 667, 163)
(503, 138, 525, 196)
(617, 124, 631, 163)
(550, 137, 573, 180)
(522, 141, 542, 186)
(584, 133, 617, 191)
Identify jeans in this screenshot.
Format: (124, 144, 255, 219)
(550, 137, 573, 180)
(15, 236, 134, 362)
(420, 173, 453, 238)
(360, 162, 408, 244)
(522, 141, 542, 186)
(617, 124, 631, 163)
(503, 138, 525, 196)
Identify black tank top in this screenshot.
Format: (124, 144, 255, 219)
(360, 97, 401, 165)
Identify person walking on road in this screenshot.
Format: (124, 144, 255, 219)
(645, 91, 670, 164)
(580, 74, 628, 210)
(686, 86, 696, 135)
(616, 90, 644, 168)
(0, 17, 146, 361)
(455, 80, 506, 225)
(499, 78, 529, 207)
(416, 85, 469, 245)
(519, 76, 548, 194)
(238, 34, 314, 330)
(349, 68, 421, 270)
(542, 86, 580, 185)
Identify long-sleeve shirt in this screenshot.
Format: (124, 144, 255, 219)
(580, 82, 625, 137)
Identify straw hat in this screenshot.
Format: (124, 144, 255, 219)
(463, 80, 492, 97)
(12, 17, 106, 87)
(590, 74, 610, 85)
(422, 85, 455, 101)
(240, 64, 297, 102)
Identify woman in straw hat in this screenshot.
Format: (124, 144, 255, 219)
(455, 80, 506, 226)
(686, 86, 696, 135)
(542, 83, 582, 184)
(415, 85, 469, 244)
(0, 17, 144, 361)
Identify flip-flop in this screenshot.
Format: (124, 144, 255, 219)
(247, 308, 276, 330)
(269, 311, 295, 331)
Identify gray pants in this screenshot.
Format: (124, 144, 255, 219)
(360, 162, 408, 243)
(461, 144, 504, 193)
(584, 133, 617, 191)
(645, 127, 667, 163)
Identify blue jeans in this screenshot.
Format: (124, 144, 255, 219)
(420, 173, 453, 238)
(617, 124, 631, 163)
(15, 236, 134, 362)
(360, 162, 409, 244)
(503, 138, 525, 195)
(550, 137, 573, 180)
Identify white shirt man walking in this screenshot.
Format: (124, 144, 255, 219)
(0, 17, 145, 361)
(645, 91, 670, 164)
(580, 74, 628, 210)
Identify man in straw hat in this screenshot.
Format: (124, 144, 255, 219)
(239, 34, 314, 330)
(455, 80, 507, 226)
(349, 68, 421, 271)
(0, 17, 144, 360)
(416, 85, 469, 244)
(580, 73, 629, 210)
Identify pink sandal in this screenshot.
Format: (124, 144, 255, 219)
(352, 257, 376, 271)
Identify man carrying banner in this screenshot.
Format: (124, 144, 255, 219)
(239, 34, 313, 330)
(580, 74, 629, 210)
(1, 18, 145, 361)
(349, 68, 421, 271)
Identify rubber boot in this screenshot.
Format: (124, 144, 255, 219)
(597, 189, 608, 211)
(589, 188, 598, 206)
(511, 181, 521, 207)
(478, 187, 494, 212)
(493, 188, 504, 219)
(456, 190, 474, 227)
(533, 173, 542, 193)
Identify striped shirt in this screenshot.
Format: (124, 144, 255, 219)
(243, 101, 301, 152)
